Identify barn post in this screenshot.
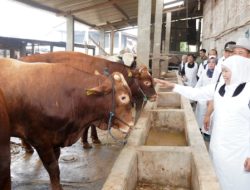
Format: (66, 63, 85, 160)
(99, 29, 105, 55)
(137, 0, 152, 68)
(110, 30, 115, 55)
(84, 27, 89, 54)
(66, 15, 74, 51)
(163, 11, 172, 72)
(152, 0, 164, 77)
(118, 31, 122, 52)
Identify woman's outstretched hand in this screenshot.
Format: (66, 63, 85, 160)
(154, 78, 175, 89)
(244, 158, 250, 171)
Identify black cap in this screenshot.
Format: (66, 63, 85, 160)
(224, 41, 236, 52)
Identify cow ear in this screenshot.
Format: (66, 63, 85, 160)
(85, 87, 104, 96)
(85, 83, 111, 96)
(130, 69, 140, 78)
(126, 69, 133, 77)
(94, 70, 101, 75)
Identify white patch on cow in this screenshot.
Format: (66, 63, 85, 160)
(119, 93, 130, 104)
(139, 67, 145, 73)
(122, 53, 134, 67)
(119, 73, 129, 87)
(143, 80, 152, 86)
(119, 125, 130, 134)
(114, 74, 121, 81)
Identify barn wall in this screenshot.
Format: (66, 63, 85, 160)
(202, 0, 250, 57)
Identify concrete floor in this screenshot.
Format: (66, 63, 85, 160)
(10, 128, 124, 190)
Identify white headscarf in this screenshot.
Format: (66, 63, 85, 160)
(221, 55, 250, 85)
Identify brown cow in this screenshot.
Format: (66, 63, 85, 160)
(0, 58, 134, 190)
(20, 51, 156, 148)
(0, 89, 10, 190)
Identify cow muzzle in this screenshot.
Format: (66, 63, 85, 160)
(118, 121, 134, 134)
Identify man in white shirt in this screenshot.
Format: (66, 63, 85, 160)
(212, 41, 236, 83)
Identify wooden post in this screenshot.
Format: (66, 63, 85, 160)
(85, 28, 89, 54)
(163, 12, 172, 72)
(10, 49, 15, 58)
(196, 18, 201, 51)
(50, 45, 53, 52)
(99, 29, 105, 55)
(110, 30, 115, 55)
(137, 0, 152, 68)
(152, 0, 164, 77)
(20, 43, 27, 57)
(66, 15, 74, 51)
(3, 50, 7, 57)
(31, 43, 34, 54)
(118, 31, 122, 52)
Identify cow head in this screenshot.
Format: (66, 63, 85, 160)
(129, 65, 157, 102)
(86, 72, 134, 134)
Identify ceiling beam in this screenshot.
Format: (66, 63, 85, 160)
(59, 0, 123, 16)
(15, 0, 62, 14)
(97, 17, 137, 31)
(106, 21, 117, 30)
(112, 2, 130, 20)
(73, 17, 96, 28)
(54, 1, 88, 10)
(171, 12, 202, 21)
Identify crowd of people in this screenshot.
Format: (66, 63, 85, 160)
(155, 37, 250, 190)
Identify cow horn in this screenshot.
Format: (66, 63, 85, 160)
(94, 70, 101, 75)
(113, 74, 121, 81)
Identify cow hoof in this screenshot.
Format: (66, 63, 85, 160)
(83, 143, 93, 149)
(92, 139, 101, 144)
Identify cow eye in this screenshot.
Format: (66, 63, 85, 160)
(143, 81, 151, 86)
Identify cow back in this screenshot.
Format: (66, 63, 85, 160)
(20, 51, 156, 101)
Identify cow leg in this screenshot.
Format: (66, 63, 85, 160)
(54, 147, 61, 161)
(0, 146, 11, 190)
(82, 126, 92, 149)
(91, 125, 101, 144)
(21, 139, 34, 153)
(0, 97, 11, 190)
(36, 147, 62, 190)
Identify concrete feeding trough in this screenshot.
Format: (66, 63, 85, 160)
(145, 110, 187, 146)
(102, 71, 220, 190)
(102, 104, 220, 190)
(158, 86, 174, 92)
(102, 146, 219, 190)
(161, 71, 178, 78)
(155, 92, 182, 109)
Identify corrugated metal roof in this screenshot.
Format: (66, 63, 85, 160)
(14, 0, 203, 31)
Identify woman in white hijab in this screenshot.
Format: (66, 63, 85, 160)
(195, 57, 217, 139)
(154, 55, 250, 190)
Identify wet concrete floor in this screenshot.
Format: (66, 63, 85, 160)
(10, 129, 125, 190)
